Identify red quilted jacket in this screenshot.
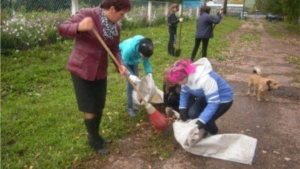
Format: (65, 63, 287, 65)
(58, 7, 124, 81)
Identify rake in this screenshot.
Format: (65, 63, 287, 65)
(92, 28, 168, 131)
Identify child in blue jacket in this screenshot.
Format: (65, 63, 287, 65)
(163, 58, 233, 135)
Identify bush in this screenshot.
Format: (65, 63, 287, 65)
(1, 9, 189, 56)
(1, 9, 70, 56)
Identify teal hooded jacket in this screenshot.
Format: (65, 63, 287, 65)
(119, 35, 152, 75)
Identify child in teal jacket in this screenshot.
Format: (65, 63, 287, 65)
(119, 35, 154, 117)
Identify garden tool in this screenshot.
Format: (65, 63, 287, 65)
(92, 28, 168, 132)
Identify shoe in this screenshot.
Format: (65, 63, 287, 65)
(133, 105, 139, 111)
(168, 52, 175, 56)
(127, 108, 136, 117)
(99, 135, 112, 144)
(96, 146, 110, 155)
(88, 136, 110, 155)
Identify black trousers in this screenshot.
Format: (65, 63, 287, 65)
(190, 38, 210, 61)
(188, 97, 233, 134)
(168, 28, 177, 55)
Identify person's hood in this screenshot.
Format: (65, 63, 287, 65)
(194, 58, 213, 75)
(188, 58, 213, 81)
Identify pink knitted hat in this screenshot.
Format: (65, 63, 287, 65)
(166, 59, 196, 83)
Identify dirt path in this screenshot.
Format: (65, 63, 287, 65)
(74, 20, 300, 169)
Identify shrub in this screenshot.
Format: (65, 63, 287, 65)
(1, 9, 70, 56)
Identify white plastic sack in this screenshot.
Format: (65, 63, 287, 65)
(173, 119, 257, 165)
(132, 75, 163, 105)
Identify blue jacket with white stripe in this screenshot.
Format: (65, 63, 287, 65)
(179, 58, 233, 124)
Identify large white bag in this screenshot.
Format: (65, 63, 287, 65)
(173, 119, 257, 165)
(132, 75, 163, 105)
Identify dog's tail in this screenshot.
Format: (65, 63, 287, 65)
(253, 66, 261, 75)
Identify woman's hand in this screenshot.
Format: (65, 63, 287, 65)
(218, 9, 224, 15)
(78, 17, 94, 32)
(118, 65, 127, 76)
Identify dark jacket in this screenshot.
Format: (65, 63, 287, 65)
(58, 7, 123, 81)
(167, 13, 179, 30)
(163, 84, 180, 111)
(195, 12, 222, 39)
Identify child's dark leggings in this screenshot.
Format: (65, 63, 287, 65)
(188, 97, 233, 134)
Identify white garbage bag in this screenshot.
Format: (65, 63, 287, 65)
(132, 75, 163, 105)
(173, 119, 257, 165)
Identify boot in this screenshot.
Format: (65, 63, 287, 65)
(95, 115, 112, 144)
(84, 118, 109, 155)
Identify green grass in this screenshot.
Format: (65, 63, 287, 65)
(284, 55, 300, 82)
(239, 31, 261, 42)
(262, 21, 300, 83)
(1, 17, 241, 168)
(263, 21, 300, 38)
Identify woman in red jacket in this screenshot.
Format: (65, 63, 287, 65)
(58, 0, 131, 155)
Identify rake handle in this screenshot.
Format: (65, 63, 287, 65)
(92, 28, 148, 105)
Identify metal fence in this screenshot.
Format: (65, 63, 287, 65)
(71, 1, 201, 20)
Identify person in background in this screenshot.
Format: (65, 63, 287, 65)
(162, 70, 181, 116)
(162, 68, 196, 118)
(163, 58, 233, 136)
(58, 0, 131, 155)
(190, 6, 223, 61)
(119, 35, 154, 117)
(167, 3, 183, 56)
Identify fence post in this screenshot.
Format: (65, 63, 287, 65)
(165, 2, 169, 19)
(71, 0, 79, 15)
(179, 4, 182, 17)
(147, 1, 152, 21)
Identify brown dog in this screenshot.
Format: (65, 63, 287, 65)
(247, 67, 279, 101)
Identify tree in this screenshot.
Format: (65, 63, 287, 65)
(255, 0, 299, 24)
(282, 0, 299, 24)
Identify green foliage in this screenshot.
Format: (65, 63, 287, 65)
(1, 9, 173, 56)
(255, 0, 282, 14)
(1, 16, 241, 168)
(1, 0, 71, 11)
(0, 10, 70, 56)
(282, 0, 300, 24)
(255, 0, 300, 24)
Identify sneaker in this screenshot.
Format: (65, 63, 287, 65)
(96, 146, 110, 155)
(127, 108, 136, 117)
(133, 105, 139, 111)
